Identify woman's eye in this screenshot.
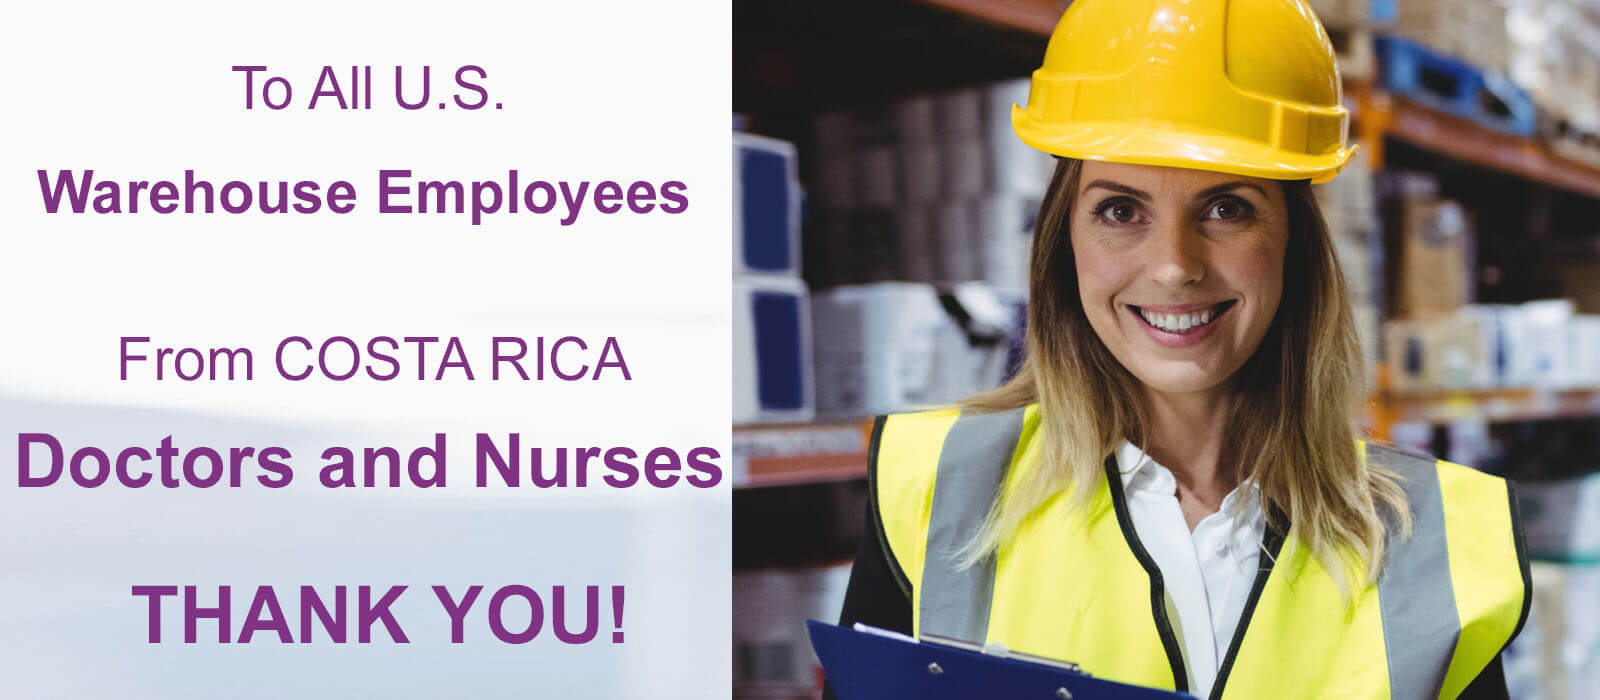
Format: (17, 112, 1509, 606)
(1207, 196, 1254, 221)
(1094, 199, 1142, 225)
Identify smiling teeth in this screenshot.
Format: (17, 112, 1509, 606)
(1140, 306, 1218, 332)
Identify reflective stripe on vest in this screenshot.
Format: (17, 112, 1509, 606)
(887, 405, 1529, 700)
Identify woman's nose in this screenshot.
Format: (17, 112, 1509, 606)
(1148, 221, 1206, 287)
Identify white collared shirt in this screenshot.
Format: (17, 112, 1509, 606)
(1115, 441, 1266, 699)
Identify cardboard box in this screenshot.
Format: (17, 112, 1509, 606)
(1393, 193, 1473, 320)
(1384, 306, 1503, 392)
(734, 275, 815, 425)
(735, 132, 802, 278)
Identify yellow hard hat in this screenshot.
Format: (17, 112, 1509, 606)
(1012, 0, 1355, 183)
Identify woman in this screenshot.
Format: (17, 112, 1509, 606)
(826, 2, 1528, 699)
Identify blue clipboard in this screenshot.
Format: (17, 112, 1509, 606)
(808, 620, 1194, 700)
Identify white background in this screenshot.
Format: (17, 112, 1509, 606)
(0, 1, 731, 697)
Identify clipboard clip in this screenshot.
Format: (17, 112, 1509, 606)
(919, 632, 1088, 675)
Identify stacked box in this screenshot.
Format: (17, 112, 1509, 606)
(736, 132, 803, 278)
(1391, 176, 1473, 321)
(1507, 0, 1600, 145)
(1383, 300, 1600, 392)
(811, 282, 1024, 418)
(805, 77, 1051, 292)
(1501, 299, 1575, 389)
(1384, 306, 1505, 392)
(734, 276, 815, 425)
(734, 133, 816, 425)
(1392, 0, 1511, 74)
(732, 564, 851, 697)
(810, 283, 949, 418)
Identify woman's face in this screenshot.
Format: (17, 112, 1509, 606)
(1070, 161, 1288, 396)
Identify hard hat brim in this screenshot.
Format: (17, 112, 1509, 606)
(1012, 105, 1355, 184)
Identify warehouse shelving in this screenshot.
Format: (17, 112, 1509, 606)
(733, 420, 873, 489)
(1378, 386, 1600, 427)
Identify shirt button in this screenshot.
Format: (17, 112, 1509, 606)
(1212, 538, 1228, 555)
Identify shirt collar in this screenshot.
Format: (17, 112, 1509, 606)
(1113, 440, 1265, 524)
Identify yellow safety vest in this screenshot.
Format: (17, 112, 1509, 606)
(871, 404, 1529, 699)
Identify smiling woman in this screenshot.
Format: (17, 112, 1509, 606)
(828, 1, 1529, 699)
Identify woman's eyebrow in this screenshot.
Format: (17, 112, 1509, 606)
(1081, 179, 1152, 200)
(1193, 181, 1268, 199)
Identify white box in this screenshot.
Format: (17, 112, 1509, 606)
(1568, 316, 1600, 387)
(734, 132, 802, 278)
(734, 275, 815, 425)
(732, 565, 851, 692)
(1503, 300, 1575, 389)
(1517, 474, 1600, 563)
(811, 283, 949, 418)
(732, 570, 803, 685)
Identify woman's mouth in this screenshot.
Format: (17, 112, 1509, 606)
(1127, 300, 1236, 348)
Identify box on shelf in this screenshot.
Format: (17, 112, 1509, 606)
(811, 282, 1022, 418)
(1392, 184, 1473, 321)
(1383, 306, 1502, 392)
(732, 564, 851, 695)
(735, 276, 815, 425)
(1391, 0, 1511, 75)
(1567, 315, 1600, 388)
(1502, 299, 1575, 389)
(735, 132, 802, 278)
(811, 283, 947, 418)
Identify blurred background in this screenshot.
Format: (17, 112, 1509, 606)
(730, 1, 1600, 698)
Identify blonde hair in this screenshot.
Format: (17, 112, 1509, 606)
(959, 158, 1409, 594)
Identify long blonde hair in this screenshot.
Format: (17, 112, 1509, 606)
(960, 158, 1409, 593)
